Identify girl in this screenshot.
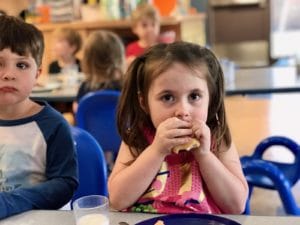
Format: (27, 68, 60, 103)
(108, 42, 248, 214)
(72, 30, 125, 113)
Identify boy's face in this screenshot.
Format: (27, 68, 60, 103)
(133, 17, 160, 44)
(0, 48, 41, 106)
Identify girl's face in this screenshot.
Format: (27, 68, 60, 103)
(0, 48, 40, 106)
(146, 62, 210, 128)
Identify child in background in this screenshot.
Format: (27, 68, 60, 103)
(48, 27, 82, 75)
(0, 15, 78, 219)
(108, 42, 248, 214)
(126, 3, 161, 65)
(72, 30, 125, 113)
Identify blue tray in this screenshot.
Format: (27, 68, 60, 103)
(135, 214, 241, 225)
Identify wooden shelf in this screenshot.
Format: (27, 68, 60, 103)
(35, 14, 206, 74)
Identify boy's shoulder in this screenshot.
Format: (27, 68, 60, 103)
(0, 102, 71, 149)
(0, 102, 67, 128)
(35, 102, 69, 127)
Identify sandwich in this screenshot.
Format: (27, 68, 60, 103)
(172, 138, 200, 154)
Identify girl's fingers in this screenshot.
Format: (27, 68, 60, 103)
(163, 117, 192, 130)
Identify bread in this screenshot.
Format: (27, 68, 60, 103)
(172, 138, 200, 154)
(154, 220, 165, 225)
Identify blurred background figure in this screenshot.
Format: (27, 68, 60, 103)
(126, 3, 161, 66)
(126, 2, 176, 66)
(72, 30, 125, 114)
(0, 0, 31, 19)
(48, 27, 82, 75)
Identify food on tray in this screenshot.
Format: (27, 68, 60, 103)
(154, 220, 165, 225)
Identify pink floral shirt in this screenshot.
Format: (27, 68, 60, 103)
(126, 128, 221, 214)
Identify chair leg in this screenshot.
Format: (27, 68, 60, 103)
(243, 185, 253, 215)
(276, 181, 300, 215)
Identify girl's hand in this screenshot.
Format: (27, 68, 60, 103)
(151, 117, 193, 156)
(192, 120, 211, 157)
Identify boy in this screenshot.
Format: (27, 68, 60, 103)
(0, 15, 78, 219)
(48, 27, 82, 75)
(126, 3, 161, 65)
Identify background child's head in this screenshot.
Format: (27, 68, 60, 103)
(131, 3, 160, 44)
(0, 15, 44, 67)
(52, 28, 82, 59)
(118, 42, 230, 153)
(82, 30, 125, 90)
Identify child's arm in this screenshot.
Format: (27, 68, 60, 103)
(0, 122, 78, 219)
(193, 121, 248, 214)
(108, 141, 166, 210)
(108, 117, 193, 210)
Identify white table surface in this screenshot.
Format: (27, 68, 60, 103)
(0, 210, 299, 225)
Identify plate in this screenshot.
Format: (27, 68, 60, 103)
(135, 214, 241, 225)
(32, 82, 61, 93)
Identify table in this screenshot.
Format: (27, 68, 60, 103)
(226, 66, 300, 95)
(29, 74, 81, 113)
(30, 74, 80, 103)
(0, 210, 299, 225)
(30, 86, 78, 103)
(30, 85, 78, 103)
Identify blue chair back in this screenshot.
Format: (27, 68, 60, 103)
(241, 136, 300, 215)
(71, 126, 108, 206)
(75, 90, 121, 159)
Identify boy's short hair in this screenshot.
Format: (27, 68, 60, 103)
(0, 15, 44, 67)
(53, 28, 82, 55)
(131, 3, 160, 27)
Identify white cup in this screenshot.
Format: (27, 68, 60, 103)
(73, 195, 109, 225)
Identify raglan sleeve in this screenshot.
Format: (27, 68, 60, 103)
(0, 119, 78, 219)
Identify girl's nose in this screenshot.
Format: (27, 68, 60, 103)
(175, 103, 191, 121)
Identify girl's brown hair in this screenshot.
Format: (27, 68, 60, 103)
(82, 30, 125, 90)
(117, 42, 231, 158)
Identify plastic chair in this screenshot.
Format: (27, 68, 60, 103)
(75, 90, 121, 161)
(240, 136, 300, 215)
(70, 126, 108, 206)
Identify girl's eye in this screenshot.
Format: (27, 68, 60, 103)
(16, 62, 28, 69)
(161, 94, 174, 102)
(189, 92, 201, 101)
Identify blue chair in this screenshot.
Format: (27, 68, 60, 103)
(71, 126, 108, 206)
(241, 136, 300, 215)
(75, 90, 121, 163)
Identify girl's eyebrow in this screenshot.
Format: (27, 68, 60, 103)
(157, 89, 173, 95)
(17, 56, 30, 60)
(191, 88, 203, 93)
